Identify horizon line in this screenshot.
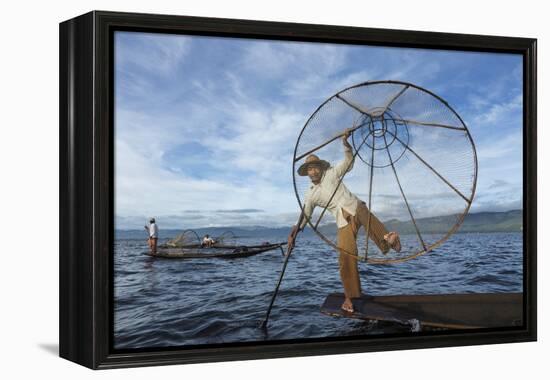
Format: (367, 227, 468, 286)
(115, 208, 522, 231)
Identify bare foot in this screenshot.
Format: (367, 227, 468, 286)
(384, 231, 402, 252)
(341, 297, 354, 313)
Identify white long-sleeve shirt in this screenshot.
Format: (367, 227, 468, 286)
(149, 223, 159, 238)
(300, 145, 359, 229)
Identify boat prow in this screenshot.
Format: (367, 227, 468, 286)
(321, 292, 523, 331)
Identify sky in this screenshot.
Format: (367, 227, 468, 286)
(114, 31, 523, 230)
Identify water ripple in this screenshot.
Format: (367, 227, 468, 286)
(114, 232, 523, 349)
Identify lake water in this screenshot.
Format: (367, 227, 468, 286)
(113, 232, 523, 349)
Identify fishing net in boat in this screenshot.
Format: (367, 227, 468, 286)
(293, 80, 477, 264)
(214, 230, 237, 246)
(166, 229, 201, 247)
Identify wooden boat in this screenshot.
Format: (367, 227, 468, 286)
(161, 229, 237, 249)
(321, 292, 523, 330)
(159, 242, 233, 249)
(147, 242, 286, 259)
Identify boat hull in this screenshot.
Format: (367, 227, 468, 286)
(146, 243, 286, 259)
(321, 292, 523, 330)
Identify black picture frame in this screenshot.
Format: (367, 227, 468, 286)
(59, 10, 537, 369)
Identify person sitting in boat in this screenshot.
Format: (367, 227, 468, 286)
(287, 128, 402, 313)
(201, 234, 216, 248)
(144, 218, 159, 255)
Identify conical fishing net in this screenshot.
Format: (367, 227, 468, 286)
(215, 230, 237, 246)
(166, 229, 201, 247)
(293, 81, 477, 264)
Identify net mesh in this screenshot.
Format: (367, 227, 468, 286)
(215, 230, 237, 246)
(167, 230, 237, 247)
(166, 229, 201, 247)
(293, 81, 477, 264)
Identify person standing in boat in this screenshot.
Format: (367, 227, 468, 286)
(287, 128, 402, 313)
(145, 218, 159, 255)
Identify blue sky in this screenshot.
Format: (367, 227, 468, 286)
(114, 31, 523, 229)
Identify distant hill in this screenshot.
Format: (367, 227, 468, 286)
(383, 209, 522, 234)
(314, 209, 522, 236)
(115, 225, 292, 240)
(116, 209, 522, 240)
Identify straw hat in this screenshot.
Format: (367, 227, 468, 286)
(298, 154, 330, 176)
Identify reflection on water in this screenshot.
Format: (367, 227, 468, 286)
(114, 232, 522, 349)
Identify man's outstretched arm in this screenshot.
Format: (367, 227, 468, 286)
(333, 128, 355, 178)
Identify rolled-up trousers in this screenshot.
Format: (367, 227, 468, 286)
(148, 237, 158, 255)
(337, 201, 389, 299)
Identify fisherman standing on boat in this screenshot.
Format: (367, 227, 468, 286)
(287, 128, 402, 313)
(145, 218, 159, 255)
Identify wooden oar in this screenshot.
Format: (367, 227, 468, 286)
(260, 214, 303, 329)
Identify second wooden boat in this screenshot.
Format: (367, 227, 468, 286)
(147, 242, 286, 259)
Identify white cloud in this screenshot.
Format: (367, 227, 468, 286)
(242, 41, 348, 80)
(476, 129, 523, 161)
(115, 32, 191, 76)
(115, 34, 523, 229)
(471, 94, 522, 127)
